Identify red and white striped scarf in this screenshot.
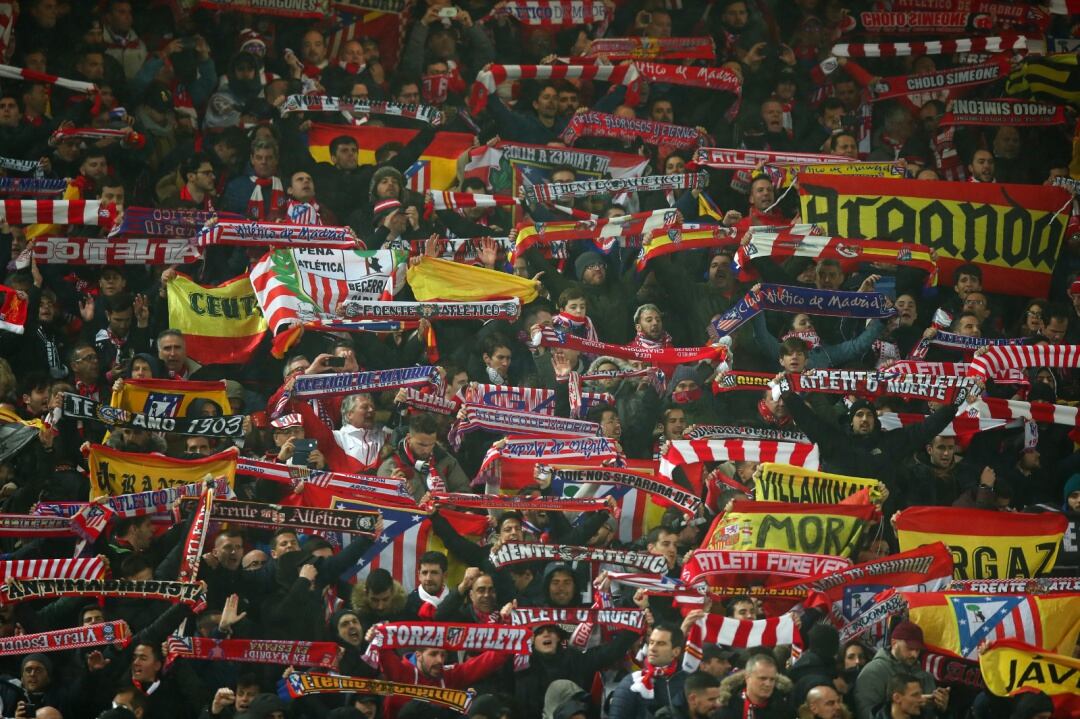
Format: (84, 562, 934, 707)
(683, 612, 800, 671)
(967, 345, 1080, 381)
(692, 147, 850, 170)
(660, 439, 820, 481)
(197, 219, 356, 249)
(877, 411, 1011, 437)
(279, 94, 443, 126)
(285, 199, 325, 226)
(960, 396, 1079, 428)
(0, 63, 96, 94)
(469, 64, 640, 114)
(49, 127, 143, 148)
(585, 36, 715, 61)
(465, 382, 612, 414)
(553, 311, 599, 343)
(0, 621, 132, 657)
(246, 176, 286, 221)
(0, 557, 106, 581)
(630, 658, 679, 699)
(524, 171, 706, 204)
(428, 191, 518, 211)
(831, 32, 1030, 57)
(0, 199, 109, 226)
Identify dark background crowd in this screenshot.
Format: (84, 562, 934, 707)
(0, 1, 1077, 719)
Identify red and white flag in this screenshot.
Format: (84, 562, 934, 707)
(660, 439, 819, 480)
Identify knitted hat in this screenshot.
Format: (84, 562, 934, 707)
(238, 28, 267, 57)
(20, 653, 52, 676)
(574, 251, 603, 279)
(373, 199, 402, 224)
(1064, 473, 1080, 502)
(369, 165, 405, 203)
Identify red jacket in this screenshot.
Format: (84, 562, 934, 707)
(377, 646, 510, 718)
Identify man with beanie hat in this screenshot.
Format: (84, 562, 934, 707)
(0, 653, 70, 717)
(854, 622, 946, 719)
(789, 623, 841, 706)
(525, 247, 639, 343)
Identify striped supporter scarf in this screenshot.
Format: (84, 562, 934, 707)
(449, 403, 601, 448)
(512, 209, 678, 258)
(196, 219, 356, 249)
(426, 491, 611, 513)
(660, 439, 820, 481)
(0, 513, 76, 537)
(0, 157, 42, 175)
(960, 396, 1079, 429)
(966, 345, 1080, 380)
(292, 366, 439, 398)
(469, 64, 640, 114)
(683, 611, 801, 671)
(49, 127, 144, 149)
(236, 456, 413, 504)
(691, 147, 849, 170)
(399, 388, 457, 415)
(279, 94, 443, 126)
(0, 557, 106, 581)
(282, 673, 475, 713)
(878, 412, 1010, 437)
(830, 32, 1030, 57)
(362, 622, 531, 664)
(0, 63, 96, 94)
(634, 61, 740, 93)
(428, 191, 518, 211)
(684, 424, 809, 443)
(585, 36, 715, 60)
(465, 382, 612, 415)
(561, 111, 706, 149)
(487, 0, 609, 25)
(734, 231, 936, 280)
(166, 636, 342, 670)
(0, 621, 131, 656)
(532, 325, 725, 367)
(523, 171, 707, 204)
(0, 199, 110, 226)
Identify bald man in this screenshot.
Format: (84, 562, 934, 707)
(803, 685, 845, 719)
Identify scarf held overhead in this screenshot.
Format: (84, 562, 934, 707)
(166, 636, 342, 669)
(551, 467, 701, 516)
(489, 542, 669, 572)
(62, 393, 245, 438)
(560, 111, 706, 149)
(0, 621, 131, 656)
(283, 673, 474, 713)
(279, 95, 443, 126)
(469, 64, 640, 114)
(197, 220, 357, 249)
(179, 497, 380, 536)
(523, 171, 707, 204)
(292, 366, 439, 397)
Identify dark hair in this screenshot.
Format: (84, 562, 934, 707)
(460, 176, 487, 193)
(18, 371, 49, 396)
(779, 337, 809, 358)
(497, 511, 523, 530)
(954, 263, 982, 282)
(119, 554, 154, 579)
(366, 567, 394, 594)
(888, 673, 920, 702)
(646, 525, 676, 546)
(106, 292, 133, 313)
(685, 670, 722, 695)
(418, 551, 448, 571)
(329, 135, 358, 155)
(950, 312, 981, 332)
(725, 594, 754, 616)
(179, 152, 212, 182)
(480, 332, 511, 359)
(650, 621, 685, 650)
(829, 132, 857, 152)
(558, 287, 586, 308)
(586, 404, 617, 425)
(1046, 302, 1071, 326)
(236, 673, 261, 691)
(408, 412, 439, 436)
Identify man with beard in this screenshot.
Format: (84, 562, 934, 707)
(205, 53, 265, 129)
(330, 608, 375, 677)
(0, 654, 73, 717)
(378, 412, 470, 501)
(653, 248, 743, 345)
(854, 622, 947, 719)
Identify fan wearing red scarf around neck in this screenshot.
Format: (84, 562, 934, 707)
(553, 286, 598, 344)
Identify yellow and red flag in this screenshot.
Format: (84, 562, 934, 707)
(903, 592, 1080, 660)
(700, 500, 876, 558)
(87, 444, 237, 499)
(979, 640, 1080, 701)
(110, 378, 231, 418)
(166, 273, 267, 364)
(307, 123, 474, 191)
(895, 507, 1066, 579)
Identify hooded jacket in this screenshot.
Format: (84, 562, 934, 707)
(609, 665, 688, 719)
(714, 669, 795, 719)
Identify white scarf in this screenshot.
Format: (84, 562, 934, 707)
(417, 584, 449, 607)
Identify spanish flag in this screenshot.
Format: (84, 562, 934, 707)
(903, 592, 1080, 660)
(88, 444, 237, 499)
(701, 500, 875, 558)
(980, 640, 1080, 700)
(406, 256, 540, 303)
(111, 378, 231, 418)
(635, 226, 740, 271)
(895, 507, 1066, 580)
(307, 123, 475, 191)
(166, 273, 267, 364)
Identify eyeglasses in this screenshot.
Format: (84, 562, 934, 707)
(1027, 311, 1044, 318)
(74, 354, 98, 363)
